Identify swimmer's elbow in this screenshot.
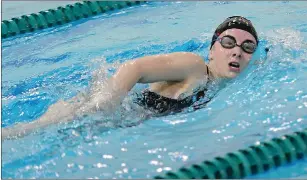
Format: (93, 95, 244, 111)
(119, 60, 142, 79)
(113, 60, 142, 90)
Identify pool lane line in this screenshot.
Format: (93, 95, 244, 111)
(155, 128, 307, 179)
(1, 1, 146, 39)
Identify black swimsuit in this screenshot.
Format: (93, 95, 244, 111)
(135, 65, 212, 114)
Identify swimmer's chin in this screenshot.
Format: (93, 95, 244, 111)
(216, 74, 238, 80)
(223, 71, 241, 79)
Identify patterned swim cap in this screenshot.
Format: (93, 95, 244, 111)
(210, 16, 258, 49)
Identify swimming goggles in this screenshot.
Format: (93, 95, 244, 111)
(217, 35, 257, 54)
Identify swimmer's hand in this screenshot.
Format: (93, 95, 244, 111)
(2, 121, 41, 140)
(2, 99, 78, 140)
(2, 123, 28, 140)
(1, 90, 120, 140)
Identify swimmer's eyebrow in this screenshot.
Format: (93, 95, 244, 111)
(240, 37, 257, 44)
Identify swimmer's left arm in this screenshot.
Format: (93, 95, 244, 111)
(1, 61, 139, 140)
(2, 93, 86, 140)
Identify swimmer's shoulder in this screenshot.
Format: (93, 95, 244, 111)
(168, 52, 207, 71)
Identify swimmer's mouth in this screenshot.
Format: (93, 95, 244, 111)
(228, 62, 240, 72)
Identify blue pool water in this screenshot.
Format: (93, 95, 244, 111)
(2, 1, 307, 179)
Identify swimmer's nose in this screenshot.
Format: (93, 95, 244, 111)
(231, 46, 242, 58)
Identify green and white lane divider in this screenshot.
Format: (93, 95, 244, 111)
(1, 1, 145, 39)
(155, 129, 307, 179)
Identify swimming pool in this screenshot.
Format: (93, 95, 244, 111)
(2, 1, 307, 178)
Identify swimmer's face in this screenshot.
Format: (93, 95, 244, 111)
(209, 28, 257, 78)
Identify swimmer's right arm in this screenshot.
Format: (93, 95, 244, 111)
(2, 52, 206, 140)
(81, 52, 207, 112)
(112, 52, 206, 90)
(73, 52, 206, 114)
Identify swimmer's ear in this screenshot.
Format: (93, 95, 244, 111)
(265, 47, 270, 52)
(253, 47, 270, 65)
(264, 47, 269, 60)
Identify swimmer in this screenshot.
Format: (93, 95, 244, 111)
(2, 16, 259, 140)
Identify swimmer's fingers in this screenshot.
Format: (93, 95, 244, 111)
(2, 97, 86, 141)
(1, 127, 16, 140)
(1, 122, 34, 140)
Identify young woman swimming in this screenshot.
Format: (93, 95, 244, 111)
(2, 16, 258, 140)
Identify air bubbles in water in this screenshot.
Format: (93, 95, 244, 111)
(266, 28, 304, 50)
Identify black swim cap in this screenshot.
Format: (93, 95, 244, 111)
(210, 16, 258, 49)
